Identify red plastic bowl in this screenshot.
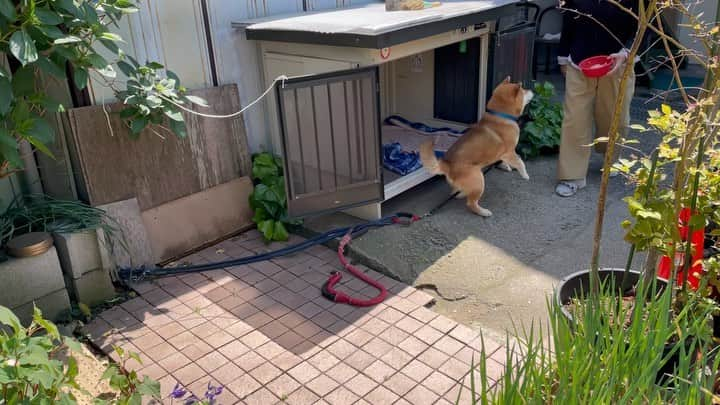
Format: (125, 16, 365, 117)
(578, 55, 613, 78)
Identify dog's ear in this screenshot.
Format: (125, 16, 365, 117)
(503, 76, 511, 83)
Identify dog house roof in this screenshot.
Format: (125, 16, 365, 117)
(232, 0, 519, 49)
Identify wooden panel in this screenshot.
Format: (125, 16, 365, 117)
(66, 84, 251, 210)
(141, 177, 254, 263)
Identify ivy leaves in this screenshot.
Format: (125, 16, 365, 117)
(9, 30, 38, 66)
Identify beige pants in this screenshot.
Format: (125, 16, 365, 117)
(557, 65, 635, 181)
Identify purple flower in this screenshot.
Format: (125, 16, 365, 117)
(204, 382, 224, 404)
(184, 396, 200, 405)
(170, 383, 188, 399)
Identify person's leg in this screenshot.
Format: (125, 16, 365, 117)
(557, 66, 597, 195)
(594, 65, 636, 158)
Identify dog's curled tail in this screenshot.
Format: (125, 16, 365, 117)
(420, 140, 448, 176)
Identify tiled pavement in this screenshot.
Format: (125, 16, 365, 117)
(85, 230, 509, 404)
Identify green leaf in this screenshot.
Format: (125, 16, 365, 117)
(116, 61, 135, 77)
(130, 116, 149, 135)
(11, 65, 35, 97)
(73, 68, 89, 90)
(137, 376, 161, 397)
(0, 129, 22, 168)
(99, 39, 120, 54)
(87, 53, 109, 70)
(99, 32, 123, 42)
(67, 355, 79, 379)
(0, 76, 11, 115)
(33, 306, 59, 339)
(10, 30, 39, 66)
(64, 337, 83, 353)
(169, 118, 187, 138)
(184, 95, 208, 107)
(0, 0, 15, 20)
(101, 365, 119, 381)
(258, 219, 275, 241)
(54, 36, 82, 45)
(0, 305, 22, 334)
(37, 56, 66, 79)
(163, 106, 183, 122)
(637, 210, 662, 220)
(96, 65, 117, 79)
(35, 9, 63, 25)
(273, 221, 289, 241)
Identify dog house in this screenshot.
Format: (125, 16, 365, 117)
(234, 0, 526, 220)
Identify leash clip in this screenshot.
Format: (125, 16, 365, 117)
(392, 212, 420, 226)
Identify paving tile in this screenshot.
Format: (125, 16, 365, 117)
(396, 316, 425, 334)
(380, 348, 413, 370)
(285, 387, 320, 405)
(449, 324, 479, 343)
(401, 359, 434, 382)
(288, 362, 321, 384)
(272, 352, 303, 371)
(240, 330, 270, 349)
(325, 387, 360, 405)
(407, 290, 434, 306)
(144, 342, 178, 363)
(346, 373, 378, 397)
(189, 322, 221, 339)
(256, 341, 286, 361)
(424, 371, 458, 396)
(344, 349, 376, 371)
(362, 337, 394, 358)
(157, 352, 192, 373)
(307, 350, 341, 372)
(429, 315, 457, 334)
(167, 331, 195, 350)
(434, 335, 465, 356)
(244, 387, 280, 405)
(264, 303, 292, 319)
(361, 317, 391, 335)
(278, 311, 307, 329)
(235, 351, 267, 372)
(244, 311, 274, 329)
(217, 295, 246, 311)
(174, 363, 207, 386)
(205, 330, 235, 348)
(251, 362, 283, 385)
(379, 326, 410, 346)
(454, 345, 483, 366)
(364, 385, 400, 405)
(138, 362, 167, 381)
(130, 331, 164, 352)
(405, 385, 440, 405)
(326, 339, 357, 360)
(306, 374, 339, 397)
(248, 260, 284, 276)
(183, 341, 215, 361)
(211, 362, 244, 385)
(418, 346, 452, 369)
(204, 286, 232, 303)
(326, 361, 358, 384)
(275, 330, 305, 349)
(366, 360, 396, 384)
(226, 374, 261, 400)
(377, 307, 405, 324)
(267, 373, 301, 398)
(409, 306, 438, 323)
(439, 357, 471, 381)
(309, 311, 340, 329)
(343, 328, 373, 347)
(253, 324, 286, 343)
(296, 302, 323, 319)
(308, 330, 340, 348)
(218, 340, 250, 360)
(196, 351, 230, 373)
(225, 321, 254, 338)
(415, 324, 444, 345)
(295, 320, 324, 339)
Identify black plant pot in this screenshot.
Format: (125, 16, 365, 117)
(555, 268, 679, 384)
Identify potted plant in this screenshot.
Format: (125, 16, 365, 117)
(555, 0, 720, 341)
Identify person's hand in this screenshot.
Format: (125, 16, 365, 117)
(560, 65, 567, 76)
(607, 51, 628, 75)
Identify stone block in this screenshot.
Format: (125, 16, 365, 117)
(0, 247, 67, 308)
(96, 197, 155, 270)
(71, 268, 117, 306)
(11, 289, 72, 325)
(53, 230, 103, 279)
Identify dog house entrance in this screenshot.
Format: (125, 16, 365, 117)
(276, 67, 384, 218)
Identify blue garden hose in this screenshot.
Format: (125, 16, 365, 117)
(117, 212, 417, 282)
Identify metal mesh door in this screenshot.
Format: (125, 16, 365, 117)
(276, 67, 384, 218)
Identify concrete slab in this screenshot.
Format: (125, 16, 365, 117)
(53, 230, 103, 279)
(11, 289, 72, 325)
(0, 246, 66, 307)
(72, 268, 117, 306)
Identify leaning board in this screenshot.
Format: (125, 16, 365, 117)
(66, 84, 252, 211)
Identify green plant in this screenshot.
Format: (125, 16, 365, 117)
(0, 305, 84, 404)
(0, 0, 203, 179)
(0, 194, 128, 257)
(517, 81, 563, 159)
(95, 346, 160, 405)
(459, 281, 720, 404)
(248, 152, 300, 242)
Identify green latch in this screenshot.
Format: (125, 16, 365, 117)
(459, 40, 467, 54)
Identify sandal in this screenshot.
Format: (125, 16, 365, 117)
(555, 179, 587, 197)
